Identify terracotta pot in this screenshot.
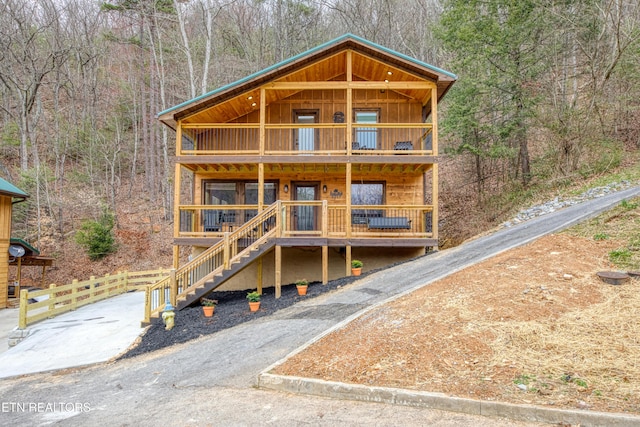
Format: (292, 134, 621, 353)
(249, 301, 261, 312)
(202, 306, 215, 317)
(297, 285, 308, 296)
(351, 267, 362, 276)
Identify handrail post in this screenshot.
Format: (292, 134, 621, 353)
(19, 289, 28, 329)
(223, 232, 230, 269)
(322, 200, 328, 237)
(143, 286, 151, 326)
(279, 202, 286, 237)
(169, 268, 177, 306)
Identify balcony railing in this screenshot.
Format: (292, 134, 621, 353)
(178, 202, 434, 239)
(180, 123, 433, 156)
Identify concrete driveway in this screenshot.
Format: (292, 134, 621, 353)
(0, 185, 638, 426)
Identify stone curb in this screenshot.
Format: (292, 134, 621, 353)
(7, 327, 31, 348)
(258, 373, 640, 426)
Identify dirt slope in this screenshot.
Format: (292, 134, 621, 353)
(273, 233, 640, 415)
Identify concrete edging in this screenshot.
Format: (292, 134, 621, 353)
(258, 373, 640, 426)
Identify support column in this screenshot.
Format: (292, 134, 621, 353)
(322, 246, 328, 284)
(275, 245, 282, 298)
(430, 87, 439, 246)
(259, 88, 266, 156)
(257, 258, 263, 294)
(432, 163, 439, 245)
(173, 122, 182, 270)
(346, 163, 352, 238)
(346, 245, 352, 277)
(258, 163, 264, 211)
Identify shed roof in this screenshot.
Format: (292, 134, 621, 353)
(158, 33, 456, 129)
(0, 177, 28, 200)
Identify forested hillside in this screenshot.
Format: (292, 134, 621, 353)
(1, 0, 639, 286)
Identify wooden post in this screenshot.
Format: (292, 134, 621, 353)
(223, 232, 230, 269)
(431, 87, 438, 155)
(322, 245, 328, 285)
(19, 289, 28, 329)
(430, 87, 439, 246)
(346, 163, 352, 238)
(48, 284, 56, 314)
(275, 245, 281, 298)
(71, 279, 79, 310)
(346, 246, 352, 276)
(257, 258, 263, 295)
(258, 163, 264, 212)
(173, 162, 182, 270)
(105, 273, 111, 297)
(259, 87, 266, 156)
(169, 268, 177, 306)
(432, 163, 439, 244)
(143, 287, 151, 327)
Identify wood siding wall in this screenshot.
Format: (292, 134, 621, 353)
(0, 195, 12, 308)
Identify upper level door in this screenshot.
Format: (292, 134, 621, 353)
(294, 110, 318, 151)
(354, 109, 379, 149)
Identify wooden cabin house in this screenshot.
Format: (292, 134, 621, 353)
(0, 178, 28, 308)
(157, 34, 456, 308)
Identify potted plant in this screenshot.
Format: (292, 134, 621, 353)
(351, 259, 363, 276)
(201, 298, 217, 317)
(295, 279, 309, 296)
(246, 291, 261, 312)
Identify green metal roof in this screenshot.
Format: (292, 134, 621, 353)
(158, 33, 457, 119)
(10, 237, 40, 256)
(0, 177, 28, 199)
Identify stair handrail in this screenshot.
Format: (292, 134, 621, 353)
(142, 201, 281, 324)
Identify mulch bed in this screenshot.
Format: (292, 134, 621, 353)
(120, 275, 362, 359)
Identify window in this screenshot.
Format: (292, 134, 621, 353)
(351, 182, 384, 224)
(245, 183, 277, 205)
(203, 181, 278, 206)
(203, 182, 236, 205)
(354, 110, 379, 149)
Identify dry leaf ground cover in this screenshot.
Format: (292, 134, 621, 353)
(273, 200, 640, 415)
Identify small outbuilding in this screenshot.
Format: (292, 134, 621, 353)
(0, 178, 28, 308)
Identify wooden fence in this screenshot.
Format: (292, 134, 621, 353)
(18, 268, 169, 329)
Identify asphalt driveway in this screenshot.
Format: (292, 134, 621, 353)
(0, 185, 638, 426)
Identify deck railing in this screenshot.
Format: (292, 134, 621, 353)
(178, 205, 260, 236)
(18, 269, 170, 329)
(178, 202, 434, 238)
(180, 123, 433, 156)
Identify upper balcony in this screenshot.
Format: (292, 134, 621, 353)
(178, 122, 435, 164)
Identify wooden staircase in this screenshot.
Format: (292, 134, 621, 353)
(175, 232, 276, 309)
(143, 202, 283, 324)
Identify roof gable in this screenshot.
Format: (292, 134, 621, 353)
(158, 34, 456, 129)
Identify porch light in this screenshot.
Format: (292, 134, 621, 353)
(323, 185, 327, 193)
(283, 184, 289, 193)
